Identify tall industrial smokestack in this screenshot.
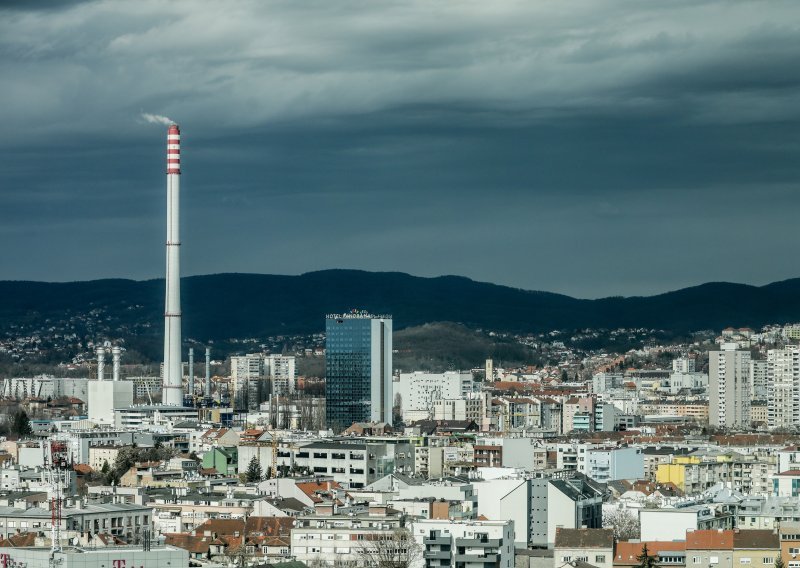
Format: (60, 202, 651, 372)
(204, 348, 211, 398)
(96, 347, 106, 382)
(112, 346, 121, 382)
(162, 124, 184, 406)
(188, 348, 195, 398)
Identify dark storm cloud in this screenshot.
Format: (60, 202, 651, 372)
(0, 0, 799, 297)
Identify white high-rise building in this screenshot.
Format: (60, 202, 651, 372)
(230, 354, 267, 411)
(230, 354, 265, 380)
(394, 371, 475, 422)
(768, 346, 800, 429)
(266, 354, 296, 396)
(709, 343, 751, 428)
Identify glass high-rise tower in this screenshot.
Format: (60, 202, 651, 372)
(325, 311, 392, 431)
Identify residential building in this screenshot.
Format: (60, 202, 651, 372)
(412, 518, 515, 568)
(432, 393, 491, 431)
(554, 528, 614, 568)
(732, 529, 780, 568)
(685, 529, 733, 568)
(674, 357, 697, 373)
(709, 344, 751, 428)
(325, 312, 392, 430)
(266, 354, 296, 396)
(290, 512, 403, 567)
(750, 359, 769, 400)
(230, 354, 268, 411)
(475, 474, 603, 548)
(768, 346, 800, 429)
(583, 447, 644, 482)
(779, 522, 800, 568)
(563, 397, 594, 434)
(614, 540, 686, 567)
(395, 371, 475, 423)
(640, 507, 734, 542)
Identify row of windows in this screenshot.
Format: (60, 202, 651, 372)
(561, 555, 605, 563)
(690, 557, 774, 564)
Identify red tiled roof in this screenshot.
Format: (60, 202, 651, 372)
(615, 541, 686, 565)
(686, 530, 734, 550)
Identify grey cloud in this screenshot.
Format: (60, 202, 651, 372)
(0, 0, 798, 297)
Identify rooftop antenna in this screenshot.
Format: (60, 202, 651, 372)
(44, 441, 63, 557)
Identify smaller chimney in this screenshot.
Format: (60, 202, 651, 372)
(188, 348, 195, 397)
(205, 348, 211, 398)
(112, 346, 121, 382)
(96, 347, 106, 381)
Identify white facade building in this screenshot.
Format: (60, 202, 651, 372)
(230, 354, 265, 380)
(88, 381, 134, 424)
(583, 447, 644, 482)
(395, 371, 475, 423)
(768, 346, 800, 429)
(709, 343, 751, 428)
(673, 357, 697, 373)
(266, 354, 296, 396)
(412, 518, 515, 568)
(290, 514, 402, 567)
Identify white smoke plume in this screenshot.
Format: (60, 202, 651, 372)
(141, 112, 174, 126)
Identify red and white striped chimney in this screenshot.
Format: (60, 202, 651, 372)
(163, 124, 184, 406)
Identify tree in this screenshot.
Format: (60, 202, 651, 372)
(11, 410, 32, 437)
(603, 507, 641, 540)
(101, 460, 110, 474)
(355, 528, 422, 568)
(775, 558, 785, 568)
(636, 544, 659, 568)
(245, 455, 263, 483)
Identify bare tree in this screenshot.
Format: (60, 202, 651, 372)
(355, 528, 422, 568)
(603, 507, 640, 540)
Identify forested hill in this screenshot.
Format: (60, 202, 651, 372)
(0, 270, 797, 340)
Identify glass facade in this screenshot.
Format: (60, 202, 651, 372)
(325, 313, 391, 431)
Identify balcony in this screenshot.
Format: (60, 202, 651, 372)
(454, 553, 499, 563)
(424, 534, 450, 545)
(456, 538, 501, 547)
(423, 550, 452, 559)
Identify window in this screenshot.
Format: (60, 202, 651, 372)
(596, 556, 606, 563)
(740, 559, 751, 564)
(693, 557, 701, 565)
(763, 559, 775, 564)
(710, 557, 719, 564)
(791, 549, 800, 555)
(561, 557, 572, 562)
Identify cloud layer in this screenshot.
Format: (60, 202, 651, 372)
(1, 0, 799, 297)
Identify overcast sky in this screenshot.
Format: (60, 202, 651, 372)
(1, 0, 799, 298)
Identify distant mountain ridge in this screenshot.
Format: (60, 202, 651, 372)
(0, 269, 798, 340)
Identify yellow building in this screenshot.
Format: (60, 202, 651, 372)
(656, 454, 735, 492)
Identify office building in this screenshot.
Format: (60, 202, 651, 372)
(325, 311, 392, 430)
